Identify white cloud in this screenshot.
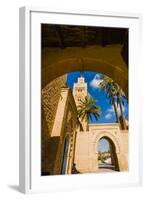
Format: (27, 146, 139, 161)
(90, 74, 103, 89)
(105, 113, 112, 119)
(107, 106, 114, 113)
(107, 105, 126, 116)
(105, 104, 127, 120)
(94, 74, 101, 79)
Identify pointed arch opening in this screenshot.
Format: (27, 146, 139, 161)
(97, 136, 119, 172)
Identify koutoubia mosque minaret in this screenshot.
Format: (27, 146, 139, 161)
(73, 76, 88, 130)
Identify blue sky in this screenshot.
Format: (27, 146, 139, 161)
(98, 138, 110, 152)
(66, 71, 128, 124)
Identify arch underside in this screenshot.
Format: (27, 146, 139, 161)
(41, 45, 128, 96)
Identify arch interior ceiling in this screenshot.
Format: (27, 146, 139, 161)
(41, 24, 128, 96)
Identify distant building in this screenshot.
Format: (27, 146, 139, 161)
(73, 76, 87, 106)
(73, 76, 88, 130)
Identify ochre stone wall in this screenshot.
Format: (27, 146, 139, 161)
(41, 75, 66, 175)
(51, 88, 78, 175)
(41, 45, 128, 96)
(74, 123, 128, 173)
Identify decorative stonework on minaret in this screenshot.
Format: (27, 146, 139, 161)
(73, 76, 88, 130)
(73, 76, 87, 106)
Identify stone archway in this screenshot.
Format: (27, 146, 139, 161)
(94, 131, 120, 155)
(74, 123, 128, 173)
(97, 136, 120, 172)
(42, 45, 128, 96)
(93, 131, 121, 172)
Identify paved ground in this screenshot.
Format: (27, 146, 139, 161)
(97, 168, 116, 173)
(97, 163, 117, 173)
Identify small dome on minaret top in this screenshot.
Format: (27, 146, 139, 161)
(78, 76, 85, 84)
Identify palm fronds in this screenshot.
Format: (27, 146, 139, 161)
(77, 97, 101, 131)
(99, 75, 127, 129)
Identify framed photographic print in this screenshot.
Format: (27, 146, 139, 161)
(19, 7, 142, 193)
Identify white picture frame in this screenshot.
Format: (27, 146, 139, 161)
(19, 6, 142, 194)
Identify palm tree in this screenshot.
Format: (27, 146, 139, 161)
(99, 76, 120, 124)
(114, 82, 127, 130)
(77, 97, 100, 131)
(99, 76, 127, 129)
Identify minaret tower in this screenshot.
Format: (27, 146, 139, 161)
(73, 76, 88, 130)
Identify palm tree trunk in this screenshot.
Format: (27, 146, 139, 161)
(118, 96, 127, 130)
(86, 125, 89, 131)
(86, 116, 89, 131)
(112, 97, 120, 124)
